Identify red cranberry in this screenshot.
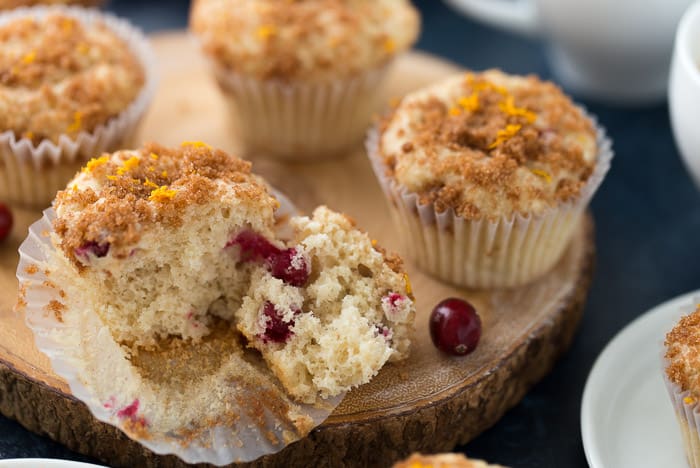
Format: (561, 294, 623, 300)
(0, 202, 12, 242)
(116, 399, 139, 419)
(228, 230, 311, 287)
(259, 301, 300, 344)
(227, 229, 280, 261)
(75, 241, 110, 259)
(268, 248, 309, 287)
(429, 298, 482, 356)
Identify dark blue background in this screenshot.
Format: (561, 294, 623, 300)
(2, 1, 699, 466)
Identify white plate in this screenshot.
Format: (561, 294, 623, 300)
(0, 460, 105, 468)
(582, 289, 700, 468)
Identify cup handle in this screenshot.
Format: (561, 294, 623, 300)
(444, 0, 540, 37)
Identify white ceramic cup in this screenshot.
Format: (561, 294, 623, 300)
(670, 1, 700, 188)
(444, 0, 694, 104)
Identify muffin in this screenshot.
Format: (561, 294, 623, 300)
(393, 453, 507, 468)
(0, 0, 103, 8)
(19, 142, 415, 462)
(664, 303, 700, 468)
(190, 0, 420, 161)
(0, 7, 155, 208)
(368, 69, 612, 288)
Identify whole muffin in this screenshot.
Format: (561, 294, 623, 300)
(29, 141, 415, 458)
(190, 0, 420, 161)
(0, 8, 154, 208)
(0, 0, 103, 8)
(368, 69, 612, 288)
(664, 304, 700, 468)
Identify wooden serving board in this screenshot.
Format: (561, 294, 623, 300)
(0, 33, 595, 467)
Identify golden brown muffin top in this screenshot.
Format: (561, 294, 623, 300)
(53, 142, 276, 265)
(666, 304, 700, 401)
(190, 0, 420, 81)
(378, 70, 597, 220)
(0, 13, 144, 144)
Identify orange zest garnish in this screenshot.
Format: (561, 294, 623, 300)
(256, 25, 276, 40)
(685, 396, 697, 405)
(150, 152, 159, 160)
(181, 141, 211, 149)
(499, 95, 537, 123)
(116, 156, 140, 176)
(143, 178, 158, 190)
(82, 155, 110, 173)
(66, 111, 83, 134)
(149, 186, 177, 202)
(458, 93, 479, 112)
(21, 50, 36, 65)
(448, 107, 462, 117)
(488, 124, 522, 149)
(383, 37, 396, 54)
(530, 168, 552, 183)
(403, 273, 413, 296)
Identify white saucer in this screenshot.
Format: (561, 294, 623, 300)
(582, 289, 700, 468)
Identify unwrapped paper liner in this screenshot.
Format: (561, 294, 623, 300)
(0, 6, 157, 208)
(16, 189, 343, 466)
(213, 61, 391, 161)
(663, 298, 700, 468)
(366, 109, 613, 288)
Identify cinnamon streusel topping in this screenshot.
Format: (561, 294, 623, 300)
(53, 142, 275, 264)
(190, 0, 420, 81)
(379, 70, 597, 219)
(0, 13, 144, 143)
(666, 305, 700, 398)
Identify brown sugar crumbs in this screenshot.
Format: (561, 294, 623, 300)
(665, 305, 700, 397)
(380, 71, 597, 219)
(53, 142, 269, 266)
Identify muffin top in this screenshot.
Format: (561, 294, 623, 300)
(378, 70, 597, 220)
(393, 453, 506, 468)
(665, 304, 700, 400)
(53, 142, 276, 264)
(0, 0, 102, 8)
(0, 13, 144, 144)
(189, 0, 420, 81)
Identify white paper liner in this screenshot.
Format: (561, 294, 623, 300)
(16, 188, 343, 466)
(0, 6, 157, 208)
(213, 61, 391, 161)
(366, 109, 613, 288)
(663, 298, 700, 468)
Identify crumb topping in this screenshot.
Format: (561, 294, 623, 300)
(0, 13, 144, 143)
(665, 305, 700, 399)
(379, 70, 597, 219)
(190, 0, 420, 81)
(53, 142, 272, 265)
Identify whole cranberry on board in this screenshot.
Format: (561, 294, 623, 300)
(0, 202, 12, 243)
(430, 297, 482, 356)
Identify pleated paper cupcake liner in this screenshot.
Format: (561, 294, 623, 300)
(663, 298, 700, 468)
(0, 6, 157, 208)
(213, 62, 391, 161)
(366, 109, 613, 289)
(16, 188, 343, 466)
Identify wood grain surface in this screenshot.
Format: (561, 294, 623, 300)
(0, 32, 596, 467)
